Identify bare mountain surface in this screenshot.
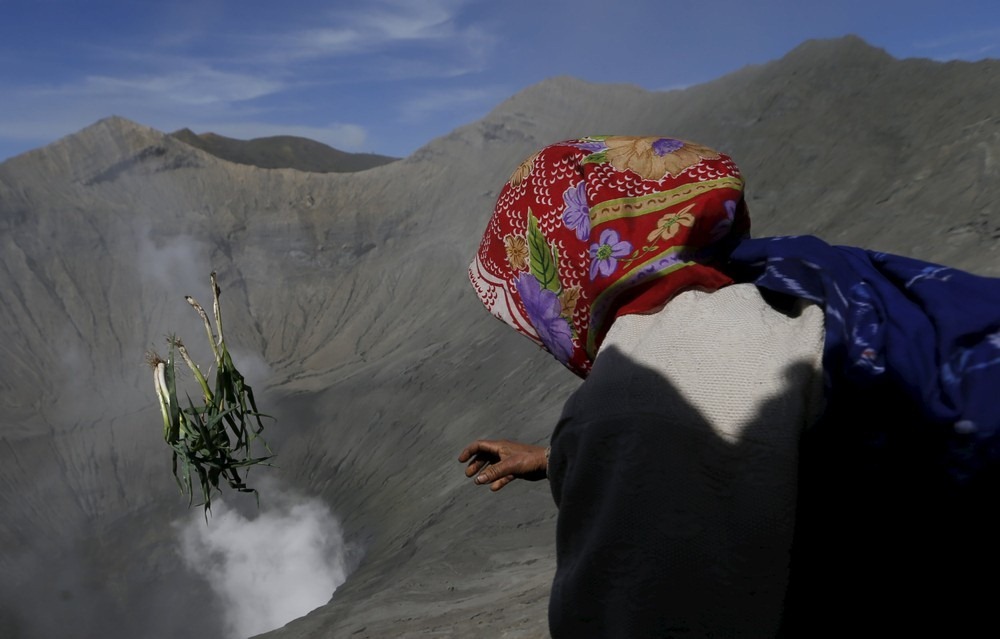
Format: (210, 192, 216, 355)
(1, 36, 999, 638)
(169, 128, 399, 173)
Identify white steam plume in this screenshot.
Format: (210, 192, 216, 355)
(176, 483, 350, 638)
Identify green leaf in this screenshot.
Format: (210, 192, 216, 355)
(528, 212, 561, 294)
(581, 150, 607, 165)
(156, 275, 277, 516)
(164, 346, 181, 444)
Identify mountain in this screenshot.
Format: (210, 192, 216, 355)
(168, 128, 399, 173)
(1, 35, 999, 638)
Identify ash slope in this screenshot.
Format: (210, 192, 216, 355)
(0, 36, 998, 638)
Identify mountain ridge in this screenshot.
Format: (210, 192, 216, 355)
(169, 128, 399, 173)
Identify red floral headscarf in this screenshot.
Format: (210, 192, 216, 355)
(469, 136, 750, 378)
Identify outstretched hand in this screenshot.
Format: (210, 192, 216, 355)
(458, 439, 548, 492)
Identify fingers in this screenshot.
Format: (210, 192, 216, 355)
(459, 440, 510, 479)
(460, 440, 503, 478)
(457, 439, 501, 463)
(489, 475, 515, 492)
(458, 439, 536, 492)
(457, 445, 475, 463)
(464, 457, 489, 478)
(472, 458, 515, 490)
(472, 459, 509, 485)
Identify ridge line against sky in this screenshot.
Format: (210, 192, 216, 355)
(1, 0, 998, 162)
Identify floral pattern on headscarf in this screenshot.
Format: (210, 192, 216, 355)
(596, 136, 722, 180)
(469, 135, 749, 377)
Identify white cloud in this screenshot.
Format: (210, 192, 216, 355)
(33, 68, 283, 106)
(290, 27, 366, 56)
(399, 86, 501, 121)
(176, 482, 352, 639)
(257, 0, 485, 64)
(349, 0, 458, 40)
(910, 27, 1000, 60)
(931, 43, 999, 61)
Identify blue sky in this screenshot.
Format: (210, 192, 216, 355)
(1, 0, 997, 162)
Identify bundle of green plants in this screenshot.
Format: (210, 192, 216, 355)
(146, 272, 273, 513)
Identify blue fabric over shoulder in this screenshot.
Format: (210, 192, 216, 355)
(727, 235, 1000, 482)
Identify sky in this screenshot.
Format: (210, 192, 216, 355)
(1, 0, 998, 162)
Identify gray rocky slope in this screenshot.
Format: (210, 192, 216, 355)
(1, 36, 999, 637)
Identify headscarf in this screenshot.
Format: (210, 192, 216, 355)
(469, 136, 750, 378)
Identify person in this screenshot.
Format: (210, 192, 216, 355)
(459, 136, 1000, 637)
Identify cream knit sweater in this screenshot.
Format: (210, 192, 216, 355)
(564, 282, 825, 636)
(598, 283, 826, 442)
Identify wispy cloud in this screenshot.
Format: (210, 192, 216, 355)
(252, 0, 491, 71)
(78, 69, 283, 106)
(12, 65, 283, 111)
(0, 69, 369, 156)
(327, 0, 471, 44)
(0, 0, 503, 159)
(399, 86, 504, 122)
(0, 64, 286, 146)
(910, 27, 1000, 60)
